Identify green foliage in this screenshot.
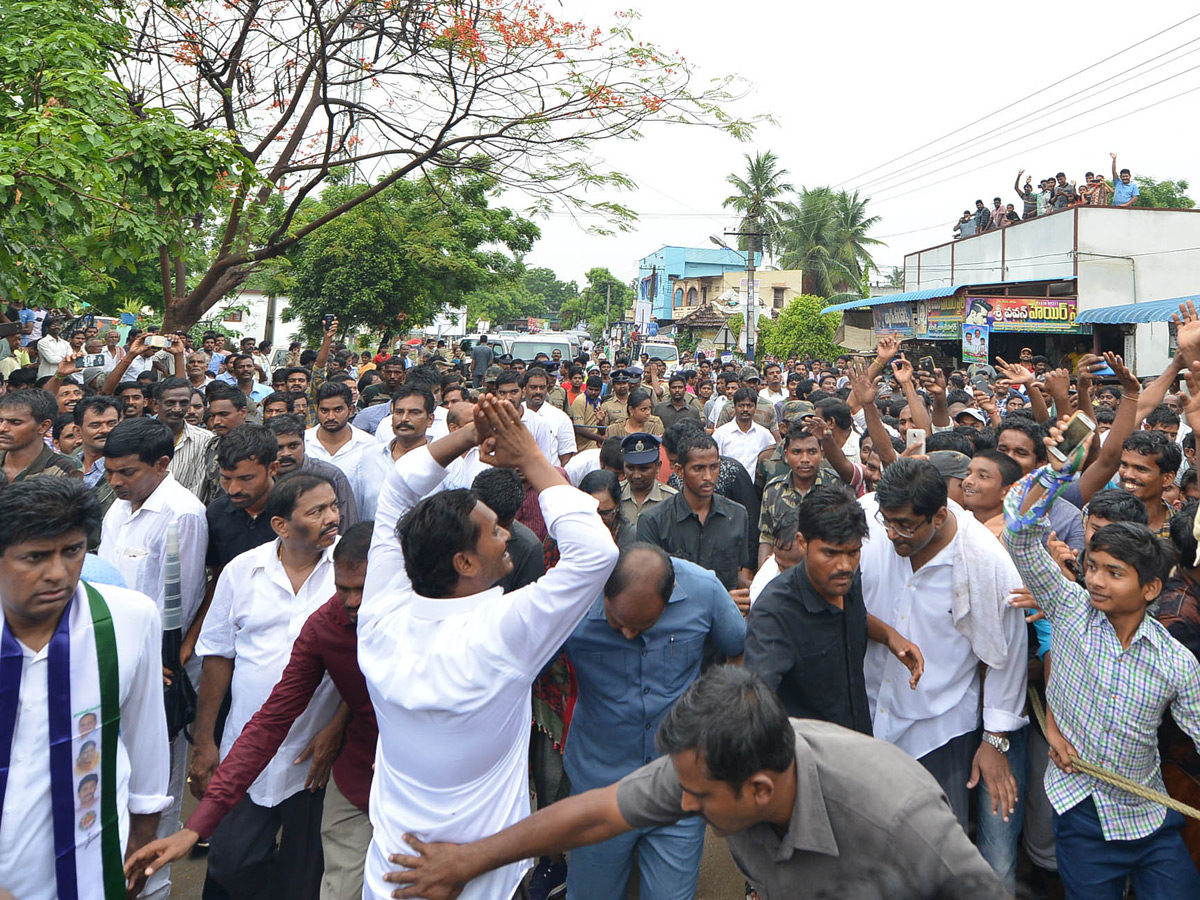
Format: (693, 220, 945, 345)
(723, 151, 794, 259)
(777, 187, 882, 297)
(283, 170, 538, 342)
(886, 266, 905, 288)
(756, 295, 846, 361)
(1128, 175, 1195, 209)
(726, 313, 744, 340)
(558, 268, 635, 336)
(0, 0, 247, 307)
(464, 266, 578, 329)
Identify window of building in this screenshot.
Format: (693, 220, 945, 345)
(674, 288, 684, 308)
(223, 310, 244, 323)
(701, 286, 709, 305)
(687, 287, 698, 305)
(773, 287, 786, 309)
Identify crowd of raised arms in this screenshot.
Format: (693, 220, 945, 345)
(4, 299, 1200, 900)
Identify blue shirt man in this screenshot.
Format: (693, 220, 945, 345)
(562, 550, 746, 900)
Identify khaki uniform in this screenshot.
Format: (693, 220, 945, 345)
(619, 479, 677, 525)
(601, 394, 630, 430)
(569, 395, 605, 451)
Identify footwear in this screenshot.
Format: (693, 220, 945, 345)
(527, 856, 567, 900)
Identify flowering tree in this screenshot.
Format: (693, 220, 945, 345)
(109, 0, 753, 329)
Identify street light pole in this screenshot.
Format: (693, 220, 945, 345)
(710, 231, 763, 361)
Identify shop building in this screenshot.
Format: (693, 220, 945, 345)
(824, 207, 1200, 375)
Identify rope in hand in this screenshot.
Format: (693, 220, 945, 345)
(1027, 687, 1200, 821)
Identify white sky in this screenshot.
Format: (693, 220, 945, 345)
(519, 1, 1200, 289)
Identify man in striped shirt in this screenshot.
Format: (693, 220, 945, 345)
(1005, 438, 1200, 899)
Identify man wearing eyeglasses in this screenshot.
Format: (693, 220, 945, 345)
(858, 458, 1027, 862)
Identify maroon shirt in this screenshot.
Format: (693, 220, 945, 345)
(187, 595, 376, 837)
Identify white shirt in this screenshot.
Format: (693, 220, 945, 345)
(305, 424, 378, 519)
(564, 448, 601, 486)
(707, 395, 730, 427)
(520, 406, 558, 464)
(759, 387, 787, 406)
(194, 539, 341, 807)
(527, 402, 577, 461)
(121, 354, 153, 383)
(359, 447, 618, 900)
(442, 446, 491, 492)
(0, 583, 170, 900)
(713, 419, 776, 478)
(36, 334, 73, 379)
(98, 473, 208, 629)
(748, 554, 782, 606)
(375, 405, 449, 446)
(858, 494, 1028, 759)
(841, 430, 862, 464)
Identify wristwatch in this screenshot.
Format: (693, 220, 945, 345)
(982, 732, 1010, 753)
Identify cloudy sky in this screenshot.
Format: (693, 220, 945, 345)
(518, 1, 1200, 289)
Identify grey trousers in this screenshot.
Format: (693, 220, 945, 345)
(917, 729, 979, 831)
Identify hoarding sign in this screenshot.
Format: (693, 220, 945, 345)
(916, 294, 966, 339)
(962, 297, 993, 365)
(971, 296, 1079, 333)
(872, 303, 914, 338)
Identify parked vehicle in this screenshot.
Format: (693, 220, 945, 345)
(509, 332, 581, 363)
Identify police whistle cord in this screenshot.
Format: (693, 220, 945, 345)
(1027, 687, 1200, 822)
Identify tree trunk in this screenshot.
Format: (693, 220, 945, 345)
(162, 263, 250, 332)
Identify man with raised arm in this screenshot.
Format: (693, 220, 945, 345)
(357, 395, 619, 900)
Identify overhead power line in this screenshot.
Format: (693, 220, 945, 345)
(834, 11, 1200, 188)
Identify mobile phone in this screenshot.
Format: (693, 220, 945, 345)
(144, 334, 170, 350)
(76, 354, 107, 368)
(1088, 360, 1116, 377)
(0, 322, 21, 338)
(1049, 411, 1095, 462)
(322, 314, 336, 331)
(919, 356, 936, 377)
(905, 429, 926, 456)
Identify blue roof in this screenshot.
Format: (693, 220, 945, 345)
(1075, 295, 1200, 325)
(820, 284, 968, 315)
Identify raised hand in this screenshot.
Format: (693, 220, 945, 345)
(875, 333, 900, 366)
(994, 356, 1033, 386)
(891, 357, 914, 385)
(846, 358, 879, 407)
(475, 396, 540, 468)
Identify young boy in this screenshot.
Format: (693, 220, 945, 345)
(961, 450, 1022, 537)
(1005, 429, 1200, 899)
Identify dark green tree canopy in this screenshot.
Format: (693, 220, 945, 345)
(283, 170, 537, 340)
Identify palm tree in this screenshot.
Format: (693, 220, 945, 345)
(777, 187, 853, 297)
(831, 189, 883, 288)
(722, 151, 795, 261)
(776, 187, 885, 297)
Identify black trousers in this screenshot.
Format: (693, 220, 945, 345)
(205, 789, 326, 900)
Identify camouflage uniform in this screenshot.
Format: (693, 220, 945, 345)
(758, 470, 833, 548)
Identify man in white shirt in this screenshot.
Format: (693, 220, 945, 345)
(758, 361, 787, 406)
(306, 382, 378, 519)
(521, 367, 577, 465)
(858, 459, 1026, 833)
(0, 478, 170, 900)
(35, 313, 73, 380)
(491, 368, 561, 465)
(190, 472, 344, 900)
(360, 385, 435, 520)
(357, 396, 618, 900)
(713, 388, 776, 478)
(96, 416, 208, 900)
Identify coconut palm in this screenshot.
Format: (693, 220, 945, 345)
(777, 186, 884, 297)
(831, 188, 883, 287)
(722, 151, 795, 261)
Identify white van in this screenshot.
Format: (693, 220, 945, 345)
(509, 332, 582, 363)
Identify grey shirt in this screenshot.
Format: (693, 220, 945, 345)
(615, 719, 998, 899)
(299, 455, 360, 530)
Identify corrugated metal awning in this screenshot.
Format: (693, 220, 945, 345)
(820, 284, 969, 315)
(1075, 295, 1200, 325)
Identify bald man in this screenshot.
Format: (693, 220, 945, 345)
(557, 545, 746, 899)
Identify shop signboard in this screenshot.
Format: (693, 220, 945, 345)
(969, 296, 1080, 333)
(916, 294, 966, 339)
(872, 303, 914, 338)
(962, 297, 992, 366)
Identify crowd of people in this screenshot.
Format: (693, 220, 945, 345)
(3, 296, 1200, 900)
(953, 154, 1141, 239)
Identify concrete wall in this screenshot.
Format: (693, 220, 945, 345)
(1077, 207, 1200, 373)
(904, 214, 1075, 290)
(212, 289, 301, 347)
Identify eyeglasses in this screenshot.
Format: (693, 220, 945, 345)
(597, 507, 620, 521)
(874, 509, 930, 539)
